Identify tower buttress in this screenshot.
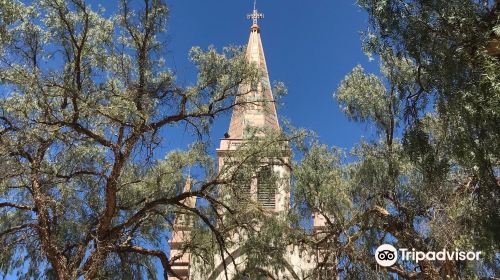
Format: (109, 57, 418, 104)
(168, 177, 196, 280)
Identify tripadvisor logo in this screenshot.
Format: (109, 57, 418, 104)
(375, 244, 398, 267)
(375, 244, 482, 267)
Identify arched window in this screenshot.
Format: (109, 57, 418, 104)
(257, 166, 275, 209)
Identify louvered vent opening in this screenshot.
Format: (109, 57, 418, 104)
(257, 167, 275, 209)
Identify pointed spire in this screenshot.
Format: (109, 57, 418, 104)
(183, 175, 191, 193)
(182, 176, 196, 208)
(227, 4, 279, 139)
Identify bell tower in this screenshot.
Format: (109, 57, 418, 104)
(170, 3, 325, 279)
(217, 1, 289, 213)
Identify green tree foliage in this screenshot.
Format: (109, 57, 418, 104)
(290, 53, 498, 279)
(289, 1, 499, 278)
(0, 0, 279, 279)
(358, 0, 500, 247)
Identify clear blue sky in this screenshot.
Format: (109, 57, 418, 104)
(149, 0, 380, 157)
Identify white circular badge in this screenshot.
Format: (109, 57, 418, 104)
(375, 244, 398, 267)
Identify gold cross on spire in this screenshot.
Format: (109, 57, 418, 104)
(247, 0, 264, 25)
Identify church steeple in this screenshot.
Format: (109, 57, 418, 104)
(227, 2, 279, 139)
(188, 6, 320, 279)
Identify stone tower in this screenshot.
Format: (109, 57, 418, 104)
(218, 4, 288, 214)
(169, 4, 326, 279)
(168, 177, 196, 280)
(208, 6, 299, 279)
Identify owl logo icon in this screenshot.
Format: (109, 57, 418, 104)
(375, 244, 398, 267)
